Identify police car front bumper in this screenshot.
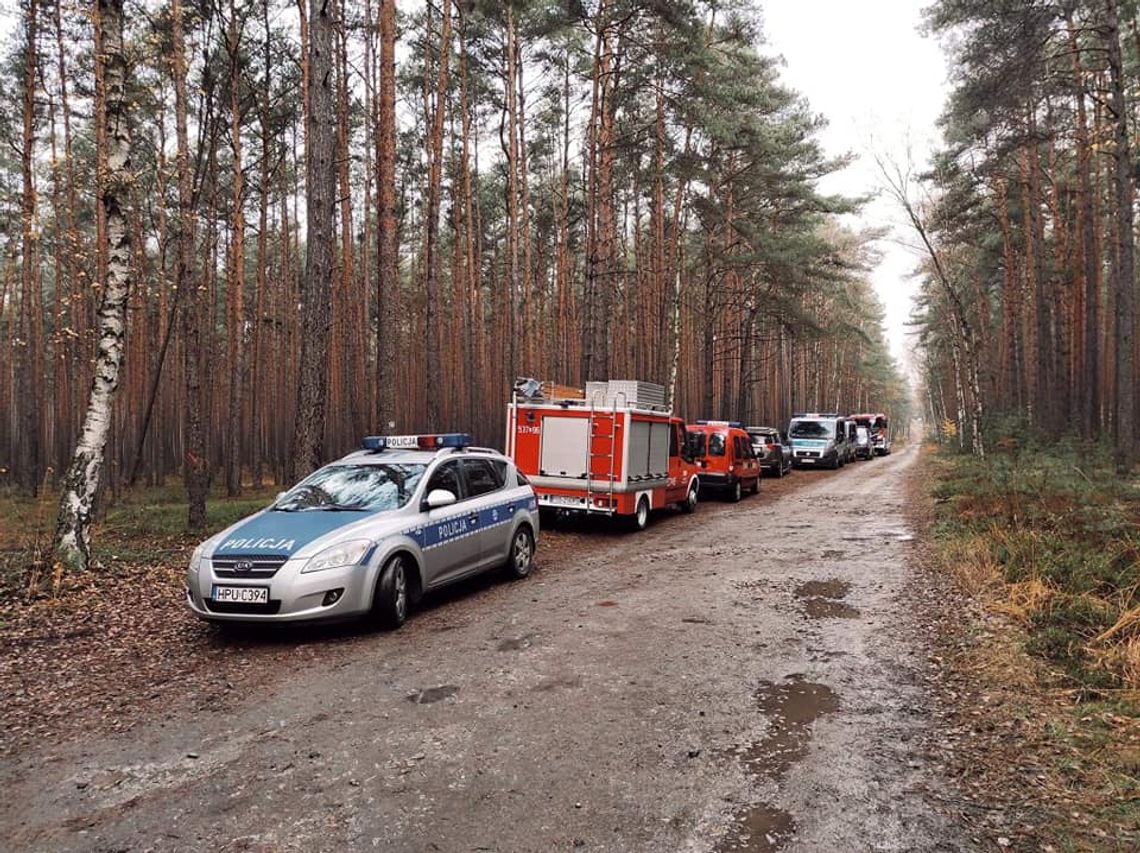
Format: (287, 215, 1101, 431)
(186, 558, 375, 623)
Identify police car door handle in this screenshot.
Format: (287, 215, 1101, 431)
(468, 513, 479, 525)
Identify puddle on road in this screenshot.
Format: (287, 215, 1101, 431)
(794, 578, 860, 620)
(497, 635, 533, 652)
(802, 598, 860, 619)
(744, 678, 841, 776)
(532, 673, 583, 692)
(407, 685, 459, 704)
(719, 802, 795, 852)
(795, 579, 850, 599)
(717, 677, 840, 852)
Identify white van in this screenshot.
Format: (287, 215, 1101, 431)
(787, 413, 850, 470)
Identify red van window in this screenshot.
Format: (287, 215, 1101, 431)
(708, 433, 726, 457)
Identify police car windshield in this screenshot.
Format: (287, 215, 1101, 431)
(273, 463, 427, 512)
(790, 420, 833, 439)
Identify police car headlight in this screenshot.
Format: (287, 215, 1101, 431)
(189, 543, 205, 576)
(301, 540, 373, 574)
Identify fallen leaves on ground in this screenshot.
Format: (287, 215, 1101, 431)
(0, 554, 374, 756)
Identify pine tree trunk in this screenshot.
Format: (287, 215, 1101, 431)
(1069, 17, 1100, 437)
(54, 0, 132, 571)
(422, 0, 451, 430)
(172, 0, 208, 529)
(291, 0, 336, 479)
(18, 0, 41, 495)
(226, 0, 246, 496)
(1107, 1, 1135, 472)
(374, 0, 396, 432)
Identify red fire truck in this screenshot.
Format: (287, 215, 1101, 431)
(506, 379, 700, 530)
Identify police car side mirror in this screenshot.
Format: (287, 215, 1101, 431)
(425, 489, 457, 510)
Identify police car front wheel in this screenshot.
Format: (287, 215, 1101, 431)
(369, 554, 410, 630)
(504, 526, 535, 580)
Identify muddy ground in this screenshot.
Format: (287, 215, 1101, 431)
(1, 445, 973, 851)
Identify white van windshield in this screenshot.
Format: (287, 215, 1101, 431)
(789, 420, 834, 439)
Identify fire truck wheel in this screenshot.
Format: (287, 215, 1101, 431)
(679, 482, 698, 514)
(503, 526, 535, 580)
(729, 480, 742, 503)
(749, 476, 760, 495)
(630, 497, 650, 531)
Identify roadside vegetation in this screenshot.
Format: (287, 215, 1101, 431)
(0, 485, 276, 603)
(926, 438, 1140, 847)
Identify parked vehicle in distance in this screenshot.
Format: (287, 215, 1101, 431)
(843, 420, 858, 463)
(747, 426, 793, 477)
(186, 433, 539, 629)
(506, 378, 700, 530)
(849, 412, 891, 456)
(788, 413, 850, 470)
(853, 425, 873, 460)
(687, 420, 762, 502)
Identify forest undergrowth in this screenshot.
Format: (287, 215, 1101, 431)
(0, 484, 275, 603)
(926, 439, 1140, 848)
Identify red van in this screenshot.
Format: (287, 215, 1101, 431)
(686, 420, 762, 502)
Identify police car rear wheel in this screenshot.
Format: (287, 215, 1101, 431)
(370, 554, 409, 630)
(504, 527, 534, 579)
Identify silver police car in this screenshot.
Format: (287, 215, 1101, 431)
(185, 434, 540, 629)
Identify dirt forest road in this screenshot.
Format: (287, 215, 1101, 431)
(2, 445, 970, 852)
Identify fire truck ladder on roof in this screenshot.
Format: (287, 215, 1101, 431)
(586, 392, 624, 512)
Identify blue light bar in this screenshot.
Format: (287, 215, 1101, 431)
(420, 433, 472, 449)
(361, 433, 471, 452)
(695, 419, 744, 428)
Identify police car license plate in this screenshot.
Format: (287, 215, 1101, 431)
(212, 585, 269, 604)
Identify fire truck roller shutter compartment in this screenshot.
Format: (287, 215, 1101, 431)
(539, 415, 590, 478)
(628, 419, 670, 483)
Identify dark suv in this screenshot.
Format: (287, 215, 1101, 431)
(747, 426, 793, 477)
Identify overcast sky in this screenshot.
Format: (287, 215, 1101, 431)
(758, 1, 950, 373)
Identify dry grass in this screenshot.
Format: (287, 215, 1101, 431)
(915, 446, 1140, 848)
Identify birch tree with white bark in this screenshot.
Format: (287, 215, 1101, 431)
(54, 0, 132, 571)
